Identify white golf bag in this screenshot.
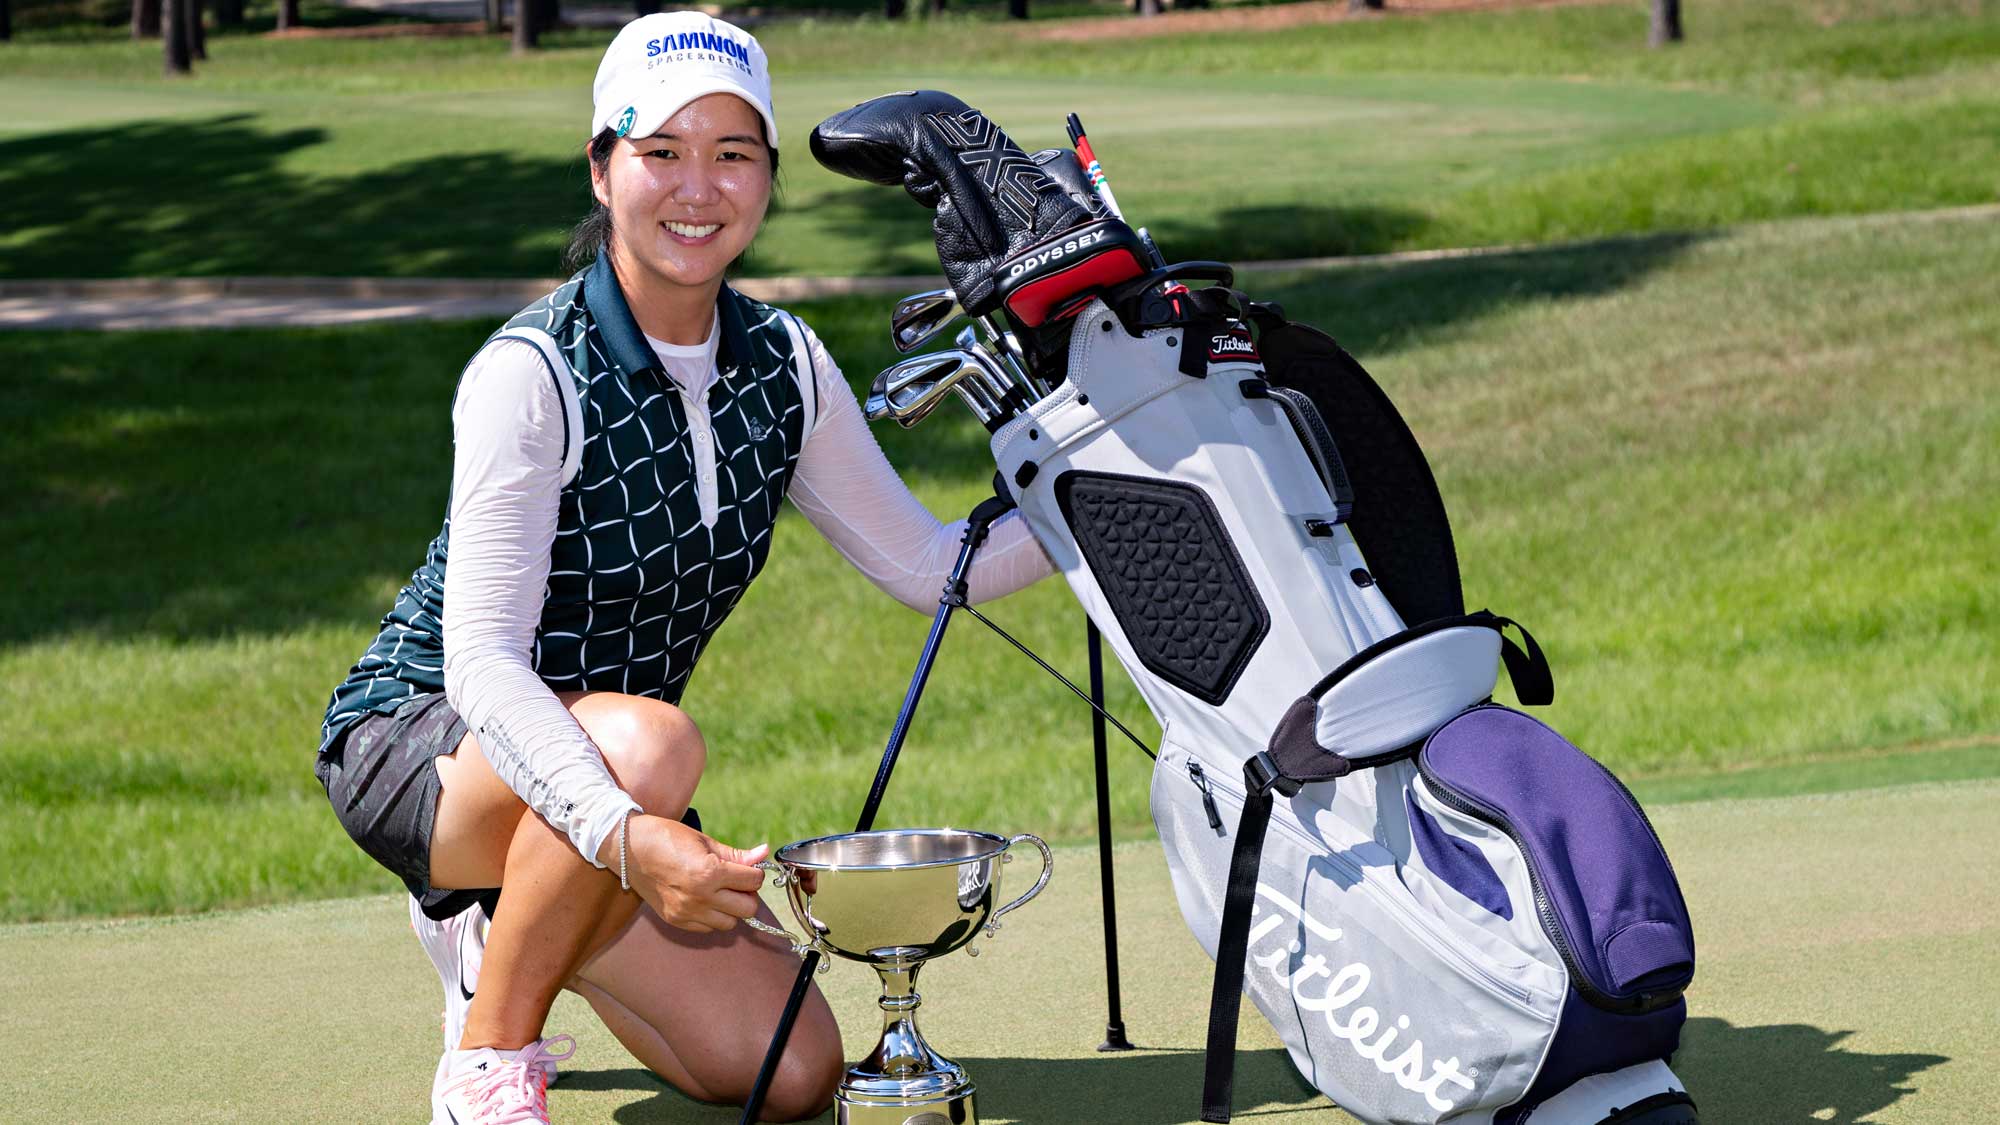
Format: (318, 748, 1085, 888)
(988, 296, 1699, 1125)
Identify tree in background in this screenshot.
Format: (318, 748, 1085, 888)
(276, 0, 299, 31)
(188, 0, 205, 57)
(1349, 0, 1384, 11)
(133, 0, 161, 36)
(215, 0, 243, 29)
(1, 0, 11, 41)
(164, 0, 192, 72)
(485, 0, 501, 31)
(1651, 0, 1683, 44)
(511, 0, 537, 51)
(1008, 0, 1027, 17)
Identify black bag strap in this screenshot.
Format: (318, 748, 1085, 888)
(1200, 699, 1350, 1123)
(1240, 379, 1354, 524)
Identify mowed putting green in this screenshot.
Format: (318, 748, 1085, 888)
(4, 780, 1995, 1122)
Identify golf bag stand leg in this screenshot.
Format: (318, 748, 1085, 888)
(1089, 618, 1134, 1051)
(737, 490, 1017, 1125)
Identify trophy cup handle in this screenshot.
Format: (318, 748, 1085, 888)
(743, 861, 830, 972)
(984, 833, 1054, 938)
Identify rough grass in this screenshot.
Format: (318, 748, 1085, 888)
(1, 208, 1993, 922)
(1, 0, 1995, 277)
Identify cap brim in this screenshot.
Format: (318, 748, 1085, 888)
(605, 79, 779, 150)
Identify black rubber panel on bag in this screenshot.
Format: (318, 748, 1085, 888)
(1055, 471, 1269, 706)
(1252, 316, 1464, 626)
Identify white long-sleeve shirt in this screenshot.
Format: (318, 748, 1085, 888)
(441, 315, 1054, 867)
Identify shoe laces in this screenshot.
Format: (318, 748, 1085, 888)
(464, 1036, 576, 1124)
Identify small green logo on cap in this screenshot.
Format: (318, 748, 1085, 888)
(615, 106, 636, 137)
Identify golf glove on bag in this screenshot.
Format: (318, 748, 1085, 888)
(810, 90, 1145, 336)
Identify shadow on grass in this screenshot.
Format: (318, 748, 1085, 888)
(0, 115, 587, 280)
(555, 1018, 1947, 1123)
(556, 1047, 1317, 1122)
(1676, 1017, 1948, 1124)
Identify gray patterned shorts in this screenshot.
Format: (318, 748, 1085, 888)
(316, 692, 701, 923)
(315, 693, 494, 921)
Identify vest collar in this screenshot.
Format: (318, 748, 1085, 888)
(583, 254, 757, 379)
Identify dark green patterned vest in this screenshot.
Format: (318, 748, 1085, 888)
(318, 256, 809, 756)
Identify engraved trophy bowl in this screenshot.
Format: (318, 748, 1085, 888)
(749, 828, 1053, 1125)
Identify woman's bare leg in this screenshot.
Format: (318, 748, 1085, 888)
(568, 902, 843, 1121)
(428, 691, 706, 1052)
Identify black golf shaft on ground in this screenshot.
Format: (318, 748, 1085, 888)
(1089, 619, 1135, 1051)
(736, 494, 1016, 1125)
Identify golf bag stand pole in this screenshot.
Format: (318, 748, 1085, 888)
(737, 488, 1018, 1125)
(1089, 619, 1136, 1051)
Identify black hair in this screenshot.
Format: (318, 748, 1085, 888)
(562, 126, 781, 274)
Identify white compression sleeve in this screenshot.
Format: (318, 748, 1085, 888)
(783, 323, 1056, 611)
(442, 338, 640, 867)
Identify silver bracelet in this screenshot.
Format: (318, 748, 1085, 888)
(617, 810, 632, 892)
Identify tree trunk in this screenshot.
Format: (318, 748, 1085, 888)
(884, 0, 905, 19)
(927, 0, 944, 13)
(1649, 0, 1682, 45)
(275, 0, 299, 30)
(1007, 0, 1027, 17)
(216, 0, 242, 28)
(1348, 0, 1383, 11)
(1134, 0, 1160, 16)
(133, 0, 162, 38)
(511, 0, 537, 51)
(164, 0, 193, 73)
(188, 0, 206, 58)
(485, 0, 501, 30)
(0, 0, 11, 42)
(534, 0, 557, 28)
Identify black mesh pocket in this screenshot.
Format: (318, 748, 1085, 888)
(1055, 471, 1269, 705)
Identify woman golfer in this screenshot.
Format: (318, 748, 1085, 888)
(313, 15, 1052, 1123)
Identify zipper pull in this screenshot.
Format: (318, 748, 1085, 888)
(1188, 761, 1224, 830)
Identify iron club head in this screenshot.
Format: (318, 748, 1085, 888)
(890, 290, 964, 354)
(865, 350, 993, 428)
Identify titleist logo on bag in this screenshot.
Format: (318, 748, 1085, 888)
(1209, 329, 1259, 362)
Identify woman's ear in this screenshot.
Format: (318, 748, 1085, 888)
(589, 141, 613, 209)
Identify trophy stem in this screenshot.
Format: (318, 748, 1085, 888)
(836, 958, 977, 1123)
(868, 960, 945, 1079)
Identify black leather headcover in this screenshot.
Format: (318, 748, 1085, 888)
(810, 90, 1109, 316)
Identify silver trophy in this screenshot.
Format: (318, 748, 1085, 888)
(749, 828, 1053, 1125)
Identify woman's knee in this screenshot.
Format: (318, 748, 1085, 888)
(760, 1030, 844, 1122)
(570, 694, 707, 817)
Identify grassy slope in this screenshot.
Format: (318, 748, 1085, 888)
(0, 208, 1992, 922)
(5, 782, 1997, 1122)
(0, 0, 1995, 277)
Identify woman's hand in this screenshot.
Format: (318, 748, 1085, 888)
(620, 813, 770, 932)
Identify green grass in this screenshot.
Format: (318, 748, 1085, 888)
(6, 783, 1998, 1122)
(2, 207, 1994, 922)
(1, 0, 1995, 278)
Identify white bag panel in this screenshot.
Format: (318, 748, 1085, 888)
(1152, 739, 1564, 1124)
(1314, 627, 1502, 763)
(994, 300, 1407, 769)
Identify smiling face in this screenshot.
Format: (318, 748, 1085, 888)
(593, 92, 774, 310)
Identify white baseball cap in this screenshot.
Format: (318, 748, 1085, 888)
(590, 13, 777, 149)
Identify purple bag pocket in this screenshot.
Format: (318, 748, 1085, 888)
(1416, 705, 1695, 1011)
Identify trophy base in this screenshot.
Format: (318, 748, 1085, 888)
(835, 1089, 977, 1125)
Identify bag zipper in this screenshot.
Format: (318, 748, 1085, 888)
(1412, 708, 1688, 1014)
(1186, 760, 1224, 830)
(1174, 746, 1539, 1010)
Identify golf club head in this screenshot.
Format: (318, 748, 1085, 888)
(891, 290, 963, 354)
(865, 350, 987, 428)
